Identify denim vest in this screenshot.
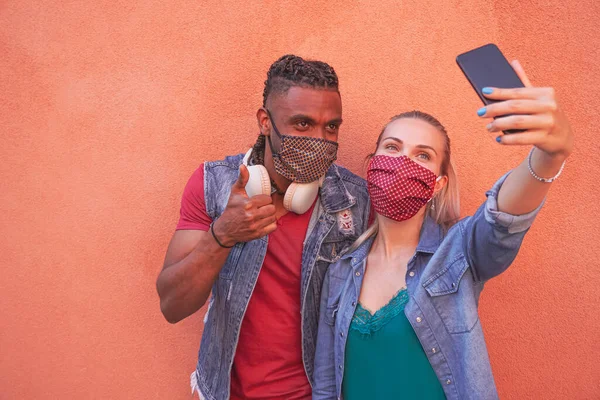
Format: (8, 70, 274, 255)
(191, 153, 371, 400)
(312, 173, 544, 400)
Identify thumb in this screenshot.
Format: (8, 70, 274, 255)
(232, 164, 250, 193)
(511, 59, 533, 88)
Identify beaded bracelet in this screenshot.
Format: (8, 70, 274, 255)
(527, 147, 565, 183)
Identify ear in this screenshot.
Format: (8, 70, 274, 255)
(256, 108, 271, 137)
(433, 175, 448, 196)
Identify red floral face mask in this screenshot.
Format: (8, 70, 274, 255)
(367, 155, 439, 222)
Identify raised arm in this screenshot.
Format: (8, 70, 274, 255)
(464, 60, 573, 281)
(156, 165, 277, 323)
(479, 60, 573, 214)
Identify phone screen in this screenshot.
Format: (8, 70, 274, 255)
(456, 43, 525, 133)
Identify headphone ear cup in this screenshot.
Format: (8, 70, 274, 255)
(283, 181, 319, 214)
(245, 165, 271, 197)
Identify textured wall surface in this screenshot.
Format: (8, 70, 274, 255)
(1, 1, 599, 398)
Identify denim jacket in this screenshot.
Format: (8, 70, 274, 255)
(312, 173, 543, 400)
(190, 153, 371, 400)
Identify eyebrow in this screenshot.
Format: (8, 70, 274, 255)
(383, 137, 438, 155)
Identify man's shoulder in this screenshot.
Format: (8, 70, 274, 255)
(205, 153, 245, 170)
(203, 153, 245, 196)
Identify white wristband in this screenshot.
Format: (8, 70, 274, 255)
(527, 148, 565, 183)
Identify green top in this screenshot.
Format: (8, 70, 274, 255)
(342, 288, 446, 399)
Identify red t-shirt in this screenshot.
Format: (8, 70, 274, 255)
(177, 164, 312, 400)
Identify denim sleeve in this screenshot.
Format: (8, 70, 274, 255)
(312, 271, 337, 400)
(463, 172, 545, 282)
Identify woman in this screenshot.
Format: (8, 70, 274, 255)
(312, 61, 573, 400)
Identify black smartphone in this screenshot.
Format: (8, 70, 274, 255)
(456, 43, 525, 134)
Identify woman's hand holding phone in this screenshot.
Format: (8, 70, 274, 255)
(477, 60, 573, 160)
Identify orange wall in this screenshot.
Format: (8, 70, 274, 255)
(1, 1, 599, 398)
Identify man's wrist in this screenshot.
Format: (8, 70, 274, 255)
(210, 218, 236, 248)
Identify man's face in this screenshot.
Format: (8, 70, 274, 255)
(259, 86, 343, 147)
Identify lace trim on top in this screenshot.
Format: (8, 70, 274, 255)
(350, 288, 409, 338)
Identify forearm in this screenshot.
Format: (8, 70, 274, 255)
(157, 163, 279, 323)
(497, 147, 565, 215)
(157, 235, 231, 323)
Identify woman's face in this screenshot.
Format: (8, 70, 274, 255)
(375, 118, 446, 176)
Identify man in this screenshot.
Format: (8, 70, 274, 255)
(157, 55, 370, 400)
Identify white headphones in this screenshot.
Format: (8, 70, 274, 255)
(242, 149, 322, 214)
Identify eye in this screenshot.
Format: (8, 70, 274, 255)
(417, 152, 431, 161)
(384, 143, 399, 151)
(297, 121, 309, 128)
(327, 123, 339, 131)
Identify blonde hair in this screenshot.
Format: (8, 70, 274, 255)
(349, 111, 460, 253)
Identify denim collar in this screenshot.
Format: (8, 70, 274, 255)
(319, 164, 357, 213)
(343, 216, 443, 269)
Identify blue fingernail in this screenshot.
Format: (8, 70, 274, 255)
(477, 107, 486, 116)
(482, 87, 493, 94)
(496, 136, 502, 143)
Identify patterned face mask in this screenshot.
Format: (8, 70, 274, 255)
(266, 110, 338, 184)
(367, 155, 439, 222)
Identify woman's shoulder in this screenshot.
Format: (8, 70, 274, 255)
(445, 215, 472, 236)
(428, 217, 472, 263)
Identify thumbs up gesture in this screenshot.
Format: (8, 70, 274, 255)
(211, 165, 278, 247)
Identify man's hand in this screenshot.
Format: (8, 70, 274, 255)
(212, 165, 278, 247)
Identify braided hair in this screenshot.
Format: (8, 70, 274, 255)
(262, 54, 339, 107)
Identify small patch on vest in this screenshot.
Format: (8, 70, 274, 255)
(337, 209, 354, 235)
